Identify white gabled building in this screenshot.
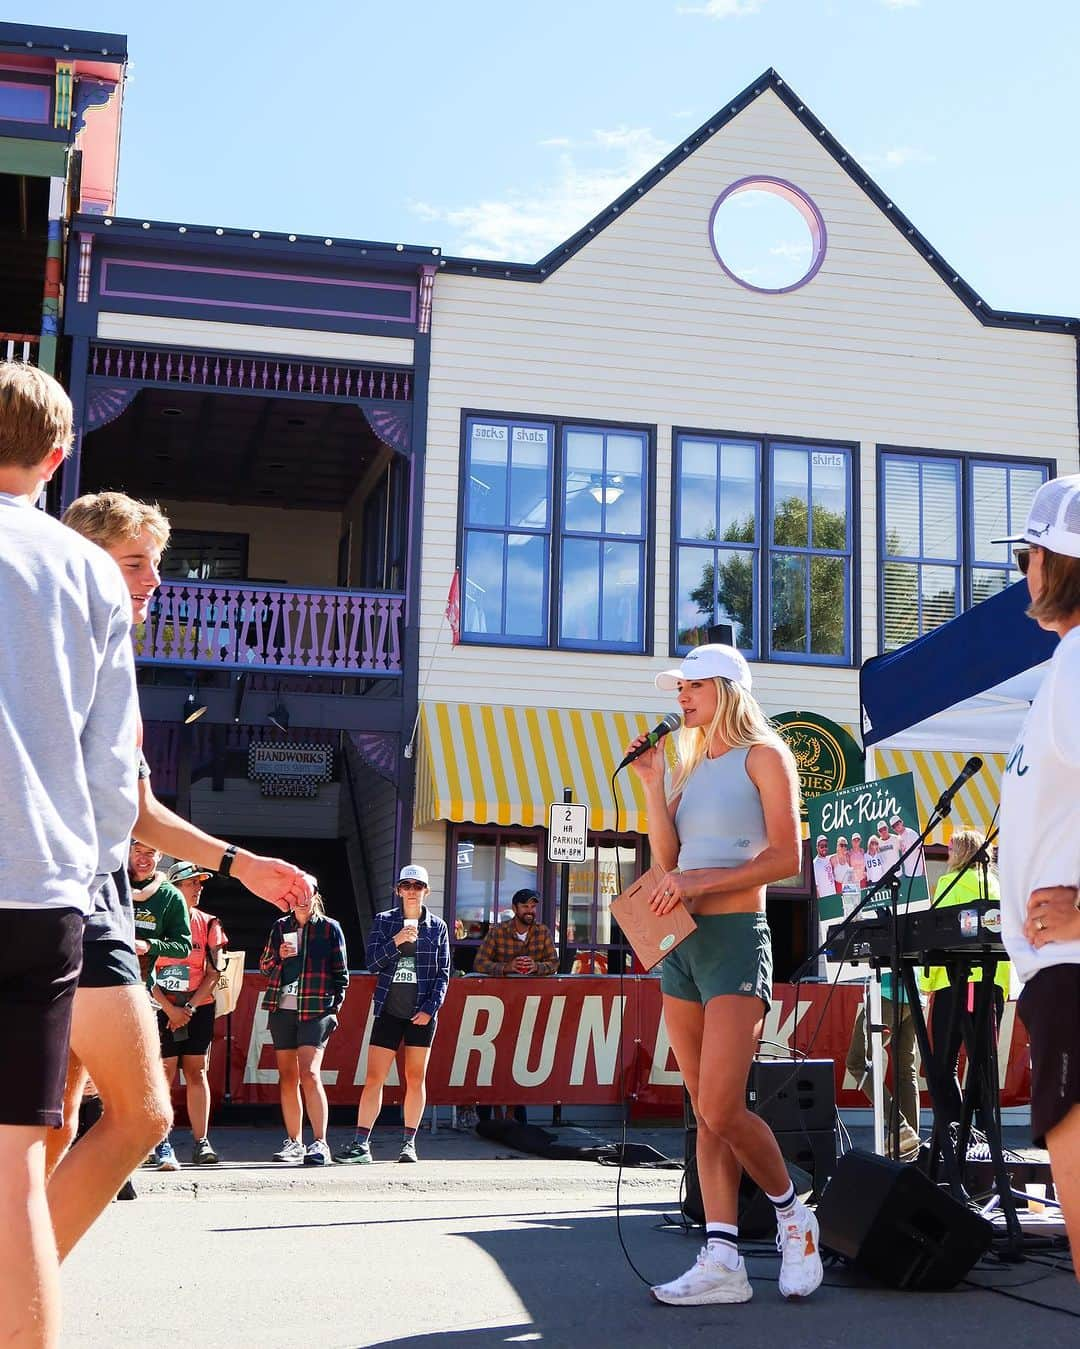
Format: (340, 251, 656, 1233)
(409, 69, 1077, 975)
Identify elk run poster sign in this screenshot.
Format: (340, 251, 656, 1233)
(807, 770, 929, 922)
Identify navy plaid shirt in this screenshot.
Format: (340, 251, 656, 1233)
(366, 905, 450, 1018)
(260, 913, 349, 1018)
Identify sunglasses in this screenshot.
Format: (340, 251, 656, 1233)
(1013, 547, 1031, 575)
(398, 880, 426, 890)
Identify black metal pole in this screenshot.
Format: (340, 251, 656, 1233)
(558, 787, 572, 975)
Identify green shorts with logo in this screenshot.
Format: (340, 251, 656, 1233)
(660, 912, 773, 1009)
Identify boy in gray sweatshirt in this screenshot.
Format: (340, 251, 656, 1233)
(0, 362, 140, 1347)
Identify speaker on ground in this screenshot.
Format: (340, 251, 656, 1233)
(817, 1149, 993, 1290)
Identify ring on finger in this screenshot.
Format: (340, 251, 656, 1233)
(1036, 918, 1046, 931)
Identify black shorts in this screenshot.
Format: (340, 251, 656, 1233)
(81, 938, 141, 988)
(370, 1010, 436, 1050)
(1017, 963, 1080, 1148)
(159, 1001, 216, 1058)
(0, 907, 84, 1127)
(267, 1008, 338, 1051)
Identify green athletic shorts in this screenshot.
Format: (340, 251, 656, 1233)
(660, 912, 773, 1009)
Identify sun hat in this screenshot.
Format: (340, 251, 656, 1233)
(992, 473, 1080, 559)
(655, 643, 752, 692)
(167, 860, 212, 884)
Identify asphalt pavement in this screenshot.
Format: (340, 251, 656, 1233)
(59, 1121, 1078, 1348)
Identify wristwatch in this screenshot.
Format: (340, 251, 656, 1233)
(218, 843, 239, 877)
(183, 1002, 195, 1013)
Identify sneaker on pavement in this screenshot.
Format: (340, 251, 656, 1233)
(650, 1246, 753, 1305)
(272, 1137, 306, 1164)
(303, 1140, 332, 1167)
(192, 1138, 219, 1166)
(777, 1203, 824, 1300)
(333, 1139, 373, 1165)
(155, 1140, 181, 1172)
(398, 1139, 419, 1164)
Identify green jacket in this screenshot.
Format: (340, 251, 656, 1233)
(920, 868, 1010, 997)
(131, 872, 192, 984)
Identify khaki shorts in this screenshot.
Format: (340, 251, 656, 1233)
(660, 912, 773, 1009)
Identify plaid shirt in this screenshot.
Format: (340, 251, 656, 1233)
(260, 913, 349, 1018)
(473, 918, 558, 976)
(367, 906, 450, 1018)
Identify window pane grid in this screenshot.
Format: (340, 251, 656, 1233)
(879, 452, 1049, 651)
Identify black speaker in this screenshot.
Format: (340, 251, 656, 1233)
(817, 1149, 993, 1290)
(747, 1059, 835, 1132)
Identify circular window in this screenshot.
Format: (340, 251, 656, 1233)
(708, 177, 826, 294)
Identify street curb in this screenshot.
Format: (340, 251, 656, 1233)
(129, 1162, 684, 1200)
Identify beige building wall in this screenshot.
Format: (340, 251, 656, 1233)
(160, 499, 341, 589)
(419, 87, 1077, 729)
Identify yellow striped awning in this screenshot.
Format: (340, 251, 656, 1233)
(872, 749, 1005, 845)
(414, 702, 659, 833)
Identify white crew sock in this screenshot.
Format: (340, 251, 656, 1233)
(705, 1222, 740, 1270)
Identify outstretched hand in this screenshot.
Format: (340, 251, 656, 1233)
(232, 852, 317, 911)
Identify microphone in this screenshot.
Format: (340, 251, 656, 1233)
(616, 713, 682, 773)
(934, 756, 983, 815)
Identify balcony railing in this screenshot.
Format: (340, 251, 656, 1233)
(2, 333, 39, 364)
(135, 580, 404, 676)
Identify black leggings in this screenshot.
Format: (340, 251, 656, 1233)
(929, 978, 1004, 1129)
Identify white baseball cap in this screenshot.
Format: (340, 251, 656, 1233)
(992, 473, 1080, 560)
(655, 643, 752, 692)
(398, 864, 429, 886)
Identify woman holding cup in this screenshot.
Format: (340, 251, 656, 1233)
(259, 892, 348, 1166)
(335, 865, 450, 1165)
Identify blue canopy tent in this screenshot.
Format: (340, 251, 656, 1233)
(860, 581, 1058, 755)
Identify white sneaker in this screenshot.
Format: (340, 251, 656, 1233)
(651, 1246, 752, 1305)
(776, 1203, 824, 1299)
(303, 1139, 332, 1167)
(272, 1137, 305, 1164)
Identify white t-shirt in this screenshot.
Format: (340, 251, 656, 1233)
(864, 851, 886, 884)
(1000, 626, 1080, 982)
(895, 827, 925, 878)
(813, 854, 836, 898)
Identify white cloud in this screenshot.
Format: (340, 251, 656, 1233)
(860, 145, 935, 167)
(411, 126, 671, 261)
(676, 0, 765, 16)
(770, 240, 812, 260)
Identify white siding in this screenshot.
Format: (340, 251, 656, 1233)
(96, 311, 414, 365)
(418, 88, 1077, 730)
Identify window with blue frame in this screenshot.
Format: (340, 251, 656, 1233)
(879, 451, 1050, 651)
(674, 434, 853, 663)
(460, 415, 649, 651)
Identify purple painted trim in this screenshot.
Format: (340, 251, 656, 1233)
(86, 384, 139, 432)
(99, 259, 417, 324)
(707, 175, 827, 296)
(0, 79, 51, 124)
(364, 406, 411, 453)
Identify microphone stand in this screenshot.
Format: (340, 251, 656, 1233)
(794, 787, 964, 1180)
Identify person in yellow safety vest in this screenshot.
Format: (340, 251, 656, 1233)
(921, 829, 1011, 1132)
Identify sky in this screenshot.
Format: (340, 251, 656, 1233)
(27, 0, 1080, 316)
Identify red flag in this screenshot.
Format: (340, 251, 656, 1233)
(445, 569, 461, 646)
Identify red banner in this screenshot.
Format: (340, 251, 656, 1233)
(195, 976, 1032, 1110)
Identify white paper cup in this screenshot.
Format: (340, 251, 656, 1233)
(403, 919, 418, 934)
(282, 931, 299, 957)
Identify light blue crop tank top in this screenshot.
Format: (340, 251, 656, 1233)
(673, 746, 768, 870)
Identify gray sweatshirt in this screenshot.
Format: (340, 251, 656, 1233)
(0, 493, 139, 913)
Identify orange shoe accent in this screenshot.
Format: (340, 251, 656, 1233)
(804, 1232, 816, 1256)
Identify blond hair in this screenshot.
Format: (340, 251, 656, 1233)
(0, 362, 73, 468)
(309, 892, 326, 919)
(63, 491, 170, 552)
(669, 677, 787, 798)
(946, 828, 985, 873)
(1028, 547, 1080, 627)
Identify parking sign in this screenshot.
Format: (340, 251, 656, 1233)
(547, 802, 588, 863)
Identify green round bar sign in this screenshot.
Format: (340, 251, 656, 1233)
(772, 711, 864, 816)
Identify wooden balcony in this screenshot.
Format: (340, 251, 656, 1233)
(2, 333, 39, 364)
(134, 579, 404, 676)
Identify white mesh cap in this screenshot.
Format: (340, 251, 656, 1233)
(993, 473, 1080, 560)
